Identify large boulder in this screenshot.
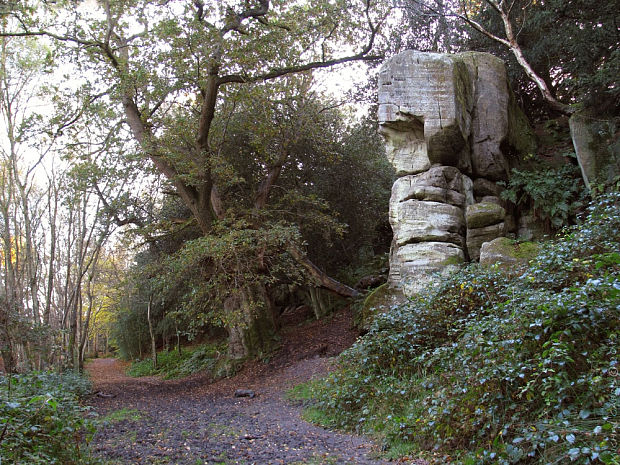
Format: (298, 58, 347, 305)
(466, 222, 506, 261)
(480, 237, 540, 267)
(378, 51, 473, 173)
(379, 50, 534, 296)
(466, 202, 505, 229)
(357, 283, 407, 331)
(379, 121, 430, 176)
(390, 199, 465, 246)
(390, 242, 465, 294)
(473, 178, 504, 200)
(390, 166, 468, 207)
(569, 113, 620, 191)
(460, 52, 511, 181)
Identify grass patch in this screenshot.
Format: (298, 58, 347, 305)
(300, 406, 337, 427)
(101, 408, 142, 424)
(382, 440, 421, 461)
(286, 380, 318, 402)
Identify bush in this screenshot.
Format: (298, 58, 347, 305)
(127, 341, 226, 379)
(500, 162, 587, 229)
(302, 193, 620, 464)
(0, 371, 99, 464)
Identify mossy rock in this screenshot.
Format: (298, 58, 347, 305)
(507, 87, 537, 159)
(466, 202, 506, 229)
(479, 237, 540, 267)
(355, 284, 406, 331)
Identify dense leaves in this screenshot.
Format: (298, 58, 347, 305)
(303, 193, 620, 464)
(154, 219, 305, 330)
(110, 97, 391, 359)
(463, 0, 620, 116)
(500, 160, 587, 229)
(0, 371, 98, 464)
(127, 342, 226, 379)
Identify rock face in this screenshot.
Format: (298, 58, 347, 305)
(569, 113, 620, 191)
(479, 237, 540, 267)
(379, 50, 534, 294)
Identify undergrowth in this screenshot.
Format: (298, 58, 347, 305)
(296, 193, 620, 464)
(127, 341, 226, 379)
(0, 371, 99, 464)
(500, 160, 587, 229)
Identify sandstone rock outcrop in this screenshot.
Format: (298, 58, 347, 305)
(569, 113, 620, 192)
(379, 50, 534, 294)
(479, 237, 539, 267)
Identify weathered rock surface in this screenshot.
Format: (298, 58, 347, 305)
(479, 195, 504, 206)
(480, 237, 539, 267)
(480, 238, 520, 266)
(380, 122, 430, 176)
(517, 212, 547, 241)
(466, 202, 506, 229)
(391, 199, 465, 246)
(473, 178, 504, 199)
(460, 53, 511, 181)
(390, 242, 465, 295)
(379, 50, 534, 295)
(467, 222, 506, 261)
(463, 175, 475, 206)
(378, 51, 473, 173)
(570, 113, 620, 191)
(390, 166, 468, 207)
(358, 284, 406, 331)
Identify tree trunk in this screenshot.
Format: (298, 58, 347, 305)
(67, 285, 79, 371)
(225, 285, 277, 360)
(147, 295, 157, 370)
(288, 245, 360, 298)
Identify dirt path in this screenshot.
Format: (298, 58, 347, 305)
(86, 308, 418, 465)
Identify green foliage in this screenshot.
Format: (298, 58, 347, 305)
(153, 219, 304, 331)
(111, 302, 150, 361)
(462, 0, 620, 116)
(501, 162, 587, 229)
(109, 101, 391, 355)
(127, 341, 226, 380)
(0, 371, 99, 464)
(303, 193, 620, 464)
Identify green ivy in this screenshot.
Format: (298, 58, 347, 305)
(303, 192, 620, 464)
(0, 371, 99, 464)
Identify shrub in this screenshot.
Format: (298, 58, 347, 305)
(500, 162, 587, 229)
(303, 193, 620, 464)
(0, 371, 99, 464)
(127, 341, 226, 379)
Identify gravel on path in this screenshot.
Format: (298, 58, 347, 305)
(86, 308, 424, 465)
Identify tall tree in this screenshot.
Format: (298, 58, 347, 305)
(0, 36, 54, 371)
(395, 0, 619, 116)
(1, 0, 389, 357)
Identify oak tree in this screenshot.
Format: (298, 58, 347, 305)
(2, 0, 388, 357)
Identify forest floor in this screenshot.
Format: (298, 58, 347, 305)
(86, 306, 425, 465)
